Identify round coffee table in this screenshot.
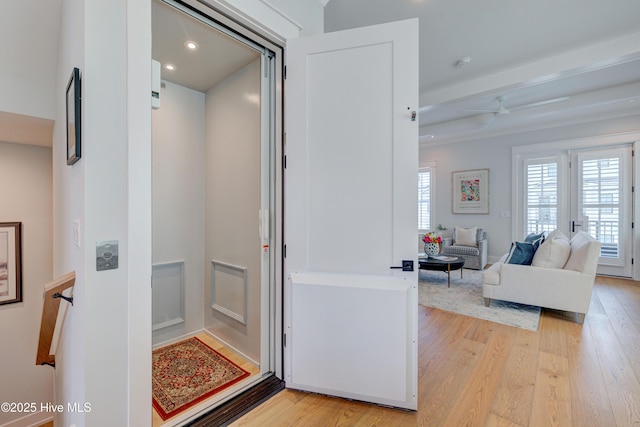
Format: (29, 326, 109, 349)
(418, 255, 465, 287)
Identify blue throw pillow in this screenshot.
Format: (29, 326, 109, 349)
(524, 232, 545, 250)
(505, 241, 536, 265)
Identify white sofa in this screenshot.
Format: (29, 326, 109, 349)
(482, 230, 601, 324)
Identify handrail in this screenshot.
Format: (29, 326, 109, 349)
(36, 271, 76, 367)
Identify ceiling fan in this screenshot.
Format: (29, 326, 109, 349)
(464, 95, 571, 115)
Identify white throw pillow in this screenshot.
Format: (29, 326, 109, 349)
(547, 229, 569, 241)
(564, 232, 590, 272)
(532, 236, 571, 269)
(454, 226, 477, 247)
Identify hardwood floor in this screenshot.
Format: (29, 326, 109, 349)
(232, 276, 640, 426)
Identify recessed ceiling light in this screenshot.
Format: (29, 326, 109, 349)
(164, 64, 176, 71)
(185, 41, 199, 50)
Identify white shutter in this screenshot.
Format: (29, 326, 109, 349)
(580, 156, 620, 258)
(418, 167, 431, 231)
(526, 159, 558, 234)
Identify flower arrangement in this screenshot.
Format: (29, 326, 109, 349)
(423, 232, 442, 256)
(422, 232, 442, 244)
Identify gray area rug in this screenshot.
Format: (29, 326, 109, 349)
(419, 268, 541, 331)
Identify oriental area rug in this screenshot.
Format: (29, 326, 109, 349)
(152, 336, 250, 420)
(419, 268, 541, 331)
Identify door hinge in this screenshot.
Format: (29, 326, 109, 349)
(284, 155, 287, 169)
(283, 244, 287, 258)
(283, 333, 287, 347)
(632, 258, 634, 265)
(284, 65, 287, 79)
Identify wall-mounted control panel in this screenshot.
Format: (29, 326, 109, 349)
(96, 240, 118, 271)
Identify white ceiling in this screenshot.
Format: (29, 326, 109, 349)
(152, 0, 260, 93)
(325, 0, 640, 145)
(2, 0, 640, 147)
(0, 0, 60, 146)
(326, 0, 640, 95)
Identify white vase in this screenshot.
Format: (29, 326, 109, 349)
(424, 242, 440, 256)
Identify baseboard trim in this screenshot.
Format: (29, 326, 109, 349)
(185, 374, 284, 426)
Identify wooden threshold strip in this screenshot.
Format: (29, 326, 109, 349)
(185, 374, 284, 427)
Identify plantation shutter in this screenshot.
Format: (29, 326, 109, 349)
(418, 167, 431, 231)
(581, 156, 620, 258)
(526, 158, 558, 234)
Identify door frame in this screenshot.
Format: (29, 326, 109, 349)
(570, 145, 633, 277)
(150, 2, 285, 424)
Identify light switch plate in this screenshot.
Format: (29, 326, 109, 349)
(96, 240, 118, 271)
(73, 220, 81, 247)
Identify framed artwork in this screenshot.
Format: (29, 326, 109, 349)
(452, 169, 489, 214)
(0, 222, 22, 305)
(66, 67, 81, 165)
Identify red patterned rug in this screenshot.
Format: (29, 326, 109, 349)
(152, 336, 250, 420)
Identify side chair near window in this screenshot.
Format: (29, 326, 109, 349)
(441, 226, 488, 270)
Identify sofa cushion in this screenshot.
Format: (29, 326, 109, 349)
(547, 229, 569, 241)
(454, 226, 477, 247)
(532, 235, 571, 269)
(444, 245, 480, 256)
(524, 231, 545, 249)
(564, 231, 593, 272)
(506, 241, 536, 265)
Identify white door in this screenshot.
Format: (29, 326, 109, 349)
(284, 19, 419, 410)
(571, 146, 633, 277)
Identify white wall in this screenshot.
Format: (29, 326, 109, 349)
(204, 60, 262, 363)
(0, 142, 53, 427)
(152, 81, 205, 345)
(420, 114, 640, 262)
(53, 0, 152, 426)
(0, 1, 61, 120)
(53, 0, 87, 425)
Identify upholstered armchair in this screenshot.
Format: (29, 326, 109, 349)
(441, 226, 488, 270)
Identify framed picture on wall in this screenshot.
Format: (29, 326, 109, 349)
(66, 67, 81, 165)
(0, 222, 22, 305)
(452, 169, 489, 214)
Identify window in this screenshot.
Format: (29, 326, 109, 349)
(581, 156, 621, 258)
(526, 159, 558, 234)
(418, 165, 434, 231)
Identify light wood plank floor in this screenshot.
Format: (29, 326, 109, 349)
(152, 333, 260, 427)
(233, 275, 640, 426)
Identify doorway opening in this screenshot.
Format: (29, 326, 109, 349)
(151, 0, 282, 424)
